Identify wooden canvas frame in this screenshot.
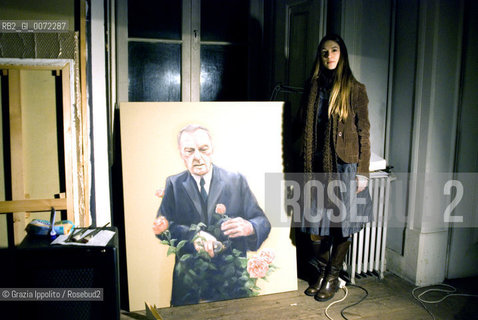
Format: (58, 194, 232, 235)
(120, 102, 298, 311)
(0, 59, 85, 245)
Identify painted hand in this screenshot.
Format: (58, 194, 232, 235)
(221, 217, 255, 238)
(194, 231, 217, 258)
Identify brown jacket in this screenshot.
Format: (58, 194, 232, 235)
(304, 79, 371, 177)
(334, 81, 370, 176)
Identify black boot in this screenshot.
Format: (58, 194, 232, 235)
(304, 237, 331, 296)
(315, 238, 350, 302)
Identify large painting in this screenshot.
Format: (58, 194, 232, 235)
(120, 102, 297, 311)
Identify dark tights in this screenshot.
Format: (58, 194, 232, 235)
(311, 228, 351, 251)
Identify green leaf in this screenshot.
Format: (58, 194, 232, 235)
(232, 249, 242, 257)
(197, 250, 211, 261)
(234, 259, 243, 269)
(188, 269, 198, 277)
(197, 260, 209, 272)
(245, 280, 255, 289)
(208, 263, 218, 271)
(239, 275, 250, 282)
(183, 274, 193, 287)
(179, 253, 192, 262)
(239, 257, 248, 268)
(160, 240, 170, 245)
(224, 264, 235, 278)
(176, 262, 183, 275)
(169, 239, 177, 247)
(235, 268, 245, 277)
(189, 222, 206, 232)
(167, 246, 176, 256)
(224, 255, 234, 263)
(176, 239, 188, 251)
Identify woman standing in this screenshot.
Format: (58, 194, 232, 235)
(301, 34, 372, 302)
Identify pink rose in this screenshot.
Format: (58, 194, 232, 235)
(247, 256, 269, 279)
(215, 203, 227, 215)
(155, 188, 165, 198)
(152, 216, 169, 235)
(258, 249, 275, 265)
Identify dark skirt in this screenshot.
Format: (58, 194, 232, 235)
(300, 162, 373, 238)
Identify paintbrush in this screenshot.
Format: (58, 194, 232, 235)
(66, 226, 90, 243)
(77, 222, 110, 243)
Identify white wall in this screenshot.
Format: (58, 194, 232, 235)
(385, 0, 464, 285)
(342, 0, 469, 285)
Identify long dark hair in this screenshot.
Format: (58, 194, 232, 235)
(311, 34, 356, 121)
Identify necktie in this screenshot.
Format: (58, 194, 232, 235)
(200, 177, 208, 204)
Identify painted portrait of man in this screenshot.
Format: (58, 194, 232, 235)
(152, 124, 271, 306)
(120, 102, 297, 311)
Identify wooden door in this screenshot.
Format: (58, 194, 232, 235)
(277, 0, 326, 171)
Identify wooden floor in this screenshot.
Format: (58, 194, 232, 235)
(120, 273, 478, 320)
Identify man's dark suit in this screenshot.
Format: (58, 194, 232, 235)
(156, 165, 271, 305)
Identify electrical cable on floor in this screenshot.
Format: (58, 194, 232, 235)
(412, 283, 478, 320)
(340, 284, 369, 320)
(325, 286, 348, 320)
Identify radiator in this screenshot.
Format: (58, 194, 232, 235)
(346, 172, 391, 284)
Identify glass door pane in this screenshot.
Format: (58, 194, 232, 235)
(124, 0, 254, 102)
(128, 0, 182, 40)
(200, 45, 248, 101)
(128, 42, 181, 102)
(128, 0, 182, 102)
(199, 0, 249, 101)
(200, 0, 249, 42)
